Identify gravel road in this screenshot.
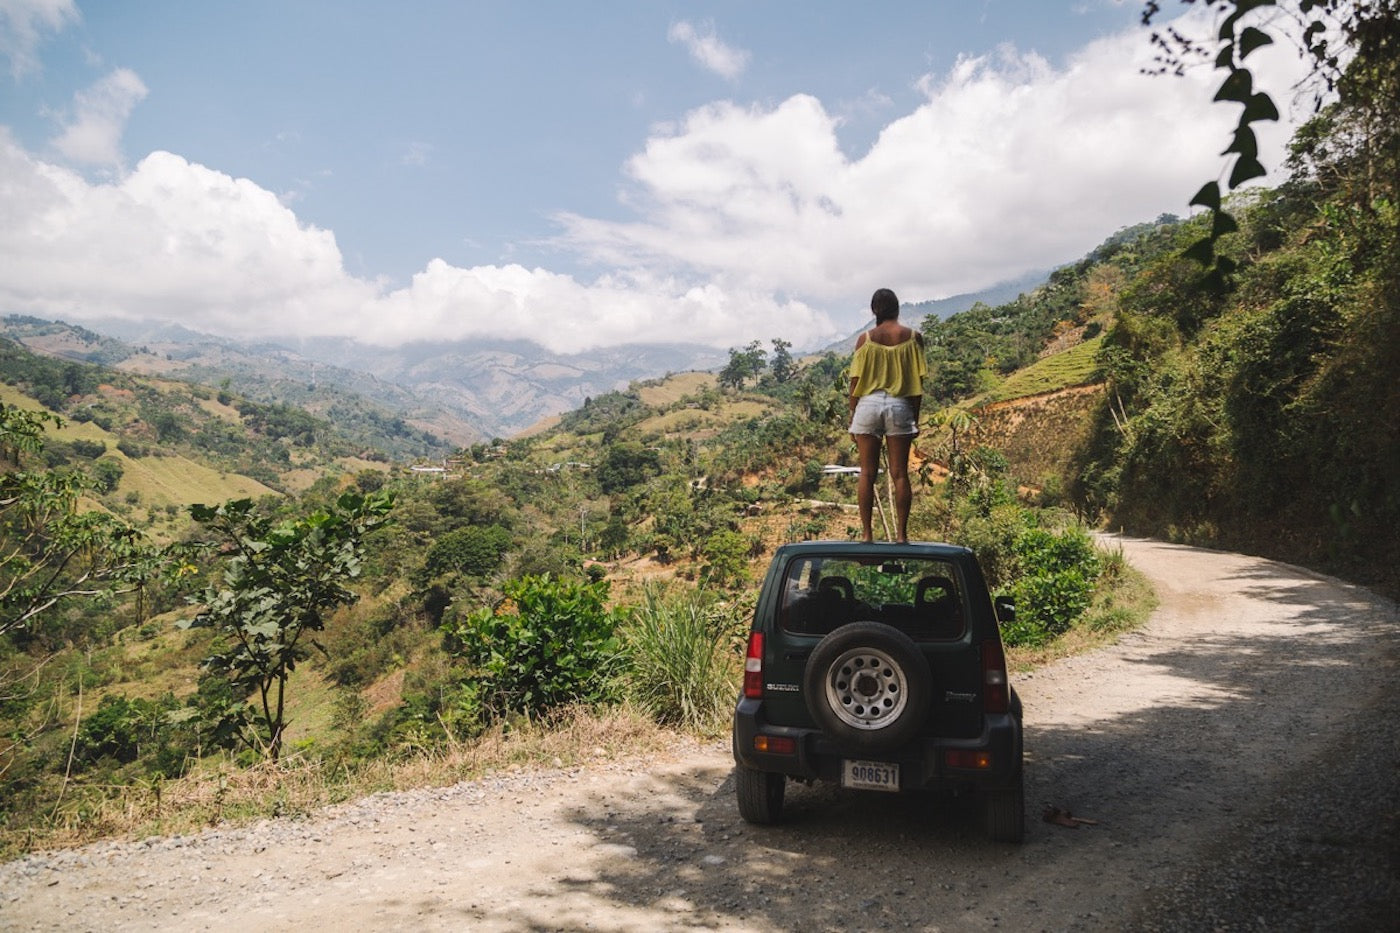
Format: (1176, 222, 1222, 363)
(3, 536, 1397, 932)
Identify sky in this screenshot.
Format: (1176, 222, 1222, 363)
(0, 1, 1313, 355)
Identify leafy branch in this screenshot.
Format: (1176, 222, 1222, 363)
(1142, 0, 1365, 287)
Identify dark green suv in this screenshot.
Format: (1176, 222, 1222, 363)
(731, 541, 1024, 842)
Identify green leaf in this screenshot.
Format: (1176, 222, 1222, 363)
(1228, 155, 1267, 188)
(1189, 182, 1222, 211)
(1223, 126, 1259, 160)
(1242, 92, 1279, 123)
(1184, 236, 1216, 265)
(1237, 26, 1274, 59)
(1214, 69, 1253, 103)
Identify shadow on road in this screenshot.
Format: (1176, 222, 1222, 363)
(531, 548, 1400, 931)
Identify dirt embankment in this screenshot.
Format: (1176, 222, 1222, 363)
(2, 537, 1397, 931)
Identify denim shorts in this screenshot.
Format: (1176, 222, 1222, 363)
(848, 391, 920, 437)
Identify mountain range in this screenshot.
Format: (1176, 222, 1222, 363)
(0, 272, 1045, 445)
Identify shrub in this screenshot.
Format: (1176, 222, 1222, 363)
(699, 529, 751, 589)
(1005, 526, 1101, 647)
(420, 524, 512, 581)
(90, 456, 124, 493)
(443, 575, 623, 718)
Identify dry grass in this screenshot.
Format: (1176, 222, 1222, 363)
(1, 706, 682, 859)
(2, 552, 1157, 860)
(635, 371, 716, 407)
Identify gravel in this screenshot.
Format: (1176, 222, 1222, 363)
(1, 536, 1396, 932)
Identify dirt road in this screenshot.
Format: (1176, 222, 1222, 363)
(2, 537, 1397, 931)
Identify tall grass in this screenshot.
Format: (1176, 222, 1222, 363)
(615, 585, 743, 733)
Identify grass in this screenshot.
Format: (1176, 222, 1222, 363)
(0, 382, 276, 509)
(0, 706, 685, 859)
(615, 585, 744, 734)
(983, 335, 1105, 404)
(118, 452, 276, 508)
(635, 371, 716, 407)
(0, 516, 1155, 861)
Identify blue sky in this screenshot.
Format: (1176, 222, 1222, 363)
(0, 1, 1308, 354)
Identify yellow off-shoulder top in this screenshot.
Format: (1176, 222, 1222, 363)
(849, 335, 927, 398)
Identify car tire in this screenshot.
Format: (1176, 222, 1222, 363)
(803, 621, 932, 755)
(984, 768, 1025, 843)
(735, 766, 785, 824)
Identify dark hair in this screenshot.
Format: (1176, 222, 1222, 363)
(871, 288, 900, 322)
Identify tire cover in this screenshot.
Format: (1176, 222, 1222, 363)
(803, 620, 932, 755)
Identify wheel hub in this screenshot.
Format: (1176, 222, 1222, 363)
(824, 646, 909, 731)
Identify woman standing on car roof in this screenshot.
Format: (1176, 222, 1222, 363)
(847, 287, 926, 543)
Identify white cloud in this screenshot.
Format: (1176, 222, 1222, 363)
(565, 11, 1311, 311)
(50, 67, 147, 167)
(0, 132, 827, 354)
(0, 9, 1315, 357)
(0, 0, 77, 78)
(0, 136, 376, 337)
(667, 20, 749, 81)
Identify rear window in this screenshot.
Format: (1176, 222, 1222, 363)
(778, 555, 965, 640)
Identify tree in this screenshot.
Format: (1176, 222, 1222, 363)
(699, 529, 751, 589)
(597, 441, 661, 494)
(718, 341, 767, 390)
(421, 524, 512, 580)
(1, 404, 155, 638)
(768, 338, 796, 384)
(90, 456, 124, 493)
(183, 490, 394, 761)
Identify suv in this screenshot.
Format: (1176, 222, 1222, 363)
(731, 540, 1024, 842)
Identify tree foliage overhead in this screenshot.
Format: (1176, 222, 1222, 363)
(1142, 0, 1399, 284)
(1070, 3, 1400, 583)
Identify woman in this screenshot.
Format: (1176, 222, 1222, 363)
(848, 287, 926, 543)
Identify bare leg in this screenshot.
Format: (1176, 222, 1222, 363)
(854, 433, 882, 542)
(886, 433, 914, 543)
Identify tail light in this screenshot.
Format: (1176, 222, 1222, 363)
(743, 632, 764, 699)
(981, 639, 1009, 714)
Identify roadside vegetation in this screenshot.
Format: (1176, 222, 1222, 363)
(2, 0, 1394, 860)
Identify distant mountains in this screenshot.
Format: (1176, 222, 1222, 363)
(1, 315, 726, 444)
(1, 272, 1043, 445)
(820, 269, 1048, 353)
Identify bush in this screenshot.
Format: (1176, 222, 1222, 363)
(699, 529, 751, 589)
(618, 585, 741, 731)
(1005, 526, 1101, 647)
(90, 456, 124, 493)
(420, 524, 512, 581)
(443, 575, 623, 718)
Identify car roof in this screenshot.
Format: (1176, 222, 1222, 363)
(772, 540, 974, 561)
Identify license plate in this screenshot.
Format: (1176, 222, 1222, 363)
(841, 759, 900, 792)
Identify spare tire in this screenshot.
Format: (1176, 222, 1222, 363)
(803, 620, 932, 754)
